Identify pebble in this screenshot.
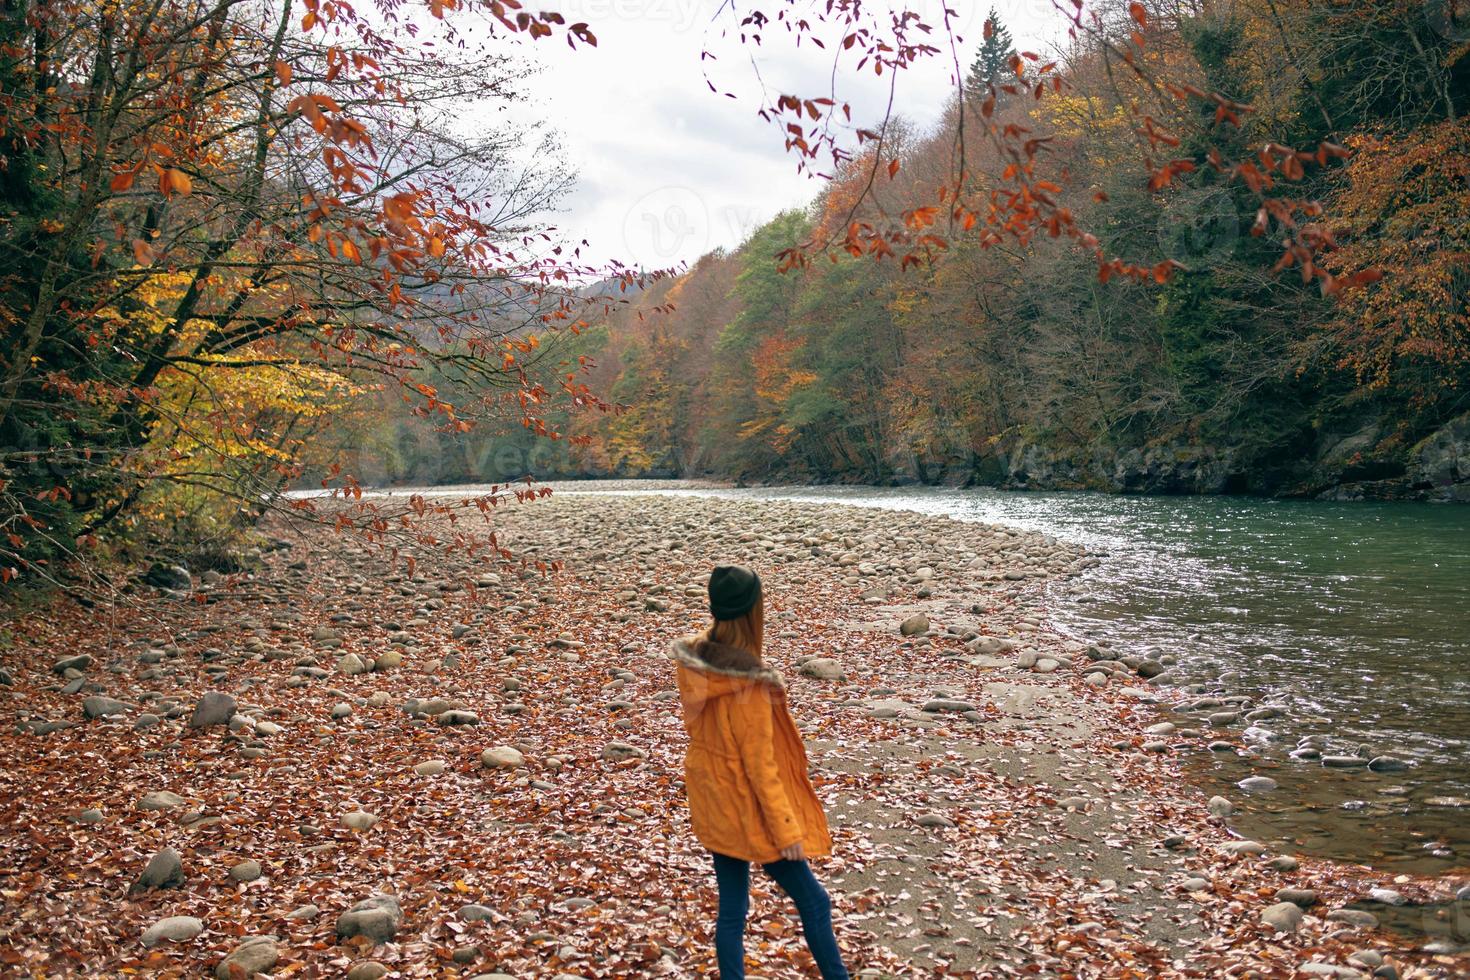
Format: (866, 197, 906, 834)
(331, 702, 352, 719)
(1276, 887, 1318, 907)
(229, 859, 262, 882)
(53, 654, 92, 674)
(916, 812, 954, 828)
(414, 760, 447, 776)
(1367, 756, 1408, 773)
(336, 895, 403, 944)
(141, 915, 204, 947)
(82, 696, 130, 719)
(138, 790, 187, 811)
(1181, 877, 1211, 892)
(1367, 888, 1406, 906)
(337, 653, 370, 675)
(1207, 796, 1234, 817)
(189, 691, 236, 728)
(460, 904, 495, 921)
(481, 746, 525, 769)
(1237, 776, 1278, 792)
(342, 810, 380, 831)
(601, 741, 645, 762)
(1424, 796, 1470, 808)
(1261, 901, 1304, 932)
(1297, 964, 1367, 978)
(799, 657, 843, 681)
(438, 710, 479, 725)
(346, 964, 388, 980)
(899, 614, 929, 636)
(130, 847, 184, 893)
(214, 936, 279, 979)
(1326, 909, 1379, 928)
(921, 698, 975, 713)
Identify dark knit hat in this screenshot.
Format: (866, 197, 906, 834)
(708, 565, 761, 621)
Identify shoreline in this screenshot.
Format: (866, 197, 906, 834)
(546, 480, 1470, 879)
(0, 488, 1464, 976)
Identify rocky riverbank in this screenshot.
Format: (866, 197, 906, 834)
(0, 485, 1465, 978)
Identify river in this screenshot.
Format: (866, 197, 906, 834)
(554, 482, 1470, 876)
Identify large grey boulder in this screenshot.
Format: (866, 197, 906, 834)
(336, 894, 403, 944)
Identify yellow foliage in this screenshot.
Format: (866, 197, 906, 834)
(98, 271, 366, 523)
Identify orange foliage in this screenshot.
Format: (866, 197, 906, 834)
(1318, 121, 1470, 392)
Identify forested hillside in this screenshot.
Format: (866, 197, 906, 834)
(406, 0, 1467, 501)
(5, 0, 1467, 591)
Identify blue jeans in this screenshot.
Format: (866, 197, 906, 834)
(712, 852, 849, 980)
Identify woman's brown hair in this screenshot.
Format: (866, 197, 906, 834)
(705, 588, 764, 659)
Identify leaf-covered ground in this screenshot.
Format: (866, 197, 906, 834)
(0, 488, 1464, 978)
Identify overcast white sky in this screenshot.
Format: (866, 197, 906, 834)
(489, 1, 1060, 271)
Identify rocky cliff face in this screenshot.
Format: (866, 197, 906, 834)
(995, 442, 1241, 495)
(1409, 413, 1470, 501)
(970, 412, 1470, 501)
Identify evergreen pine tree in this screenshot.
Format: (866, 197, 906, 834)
(965, 9, 1017, 98)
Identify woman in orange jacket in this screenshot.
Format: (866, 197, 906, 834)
(672, 564, 849, 980)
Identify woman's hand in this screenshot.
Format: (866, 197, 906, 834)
(779, 841, 805, 862)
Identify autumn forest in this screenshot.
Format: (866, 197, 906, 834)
(368, 2, 1470, 503)
(2, 0, 1469, 978)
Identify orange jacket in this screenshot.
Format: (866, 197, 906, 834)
(672, 636, 833, 864)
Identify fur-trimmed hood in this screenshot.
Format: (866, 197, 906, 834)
(670, 635, 784, 697)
